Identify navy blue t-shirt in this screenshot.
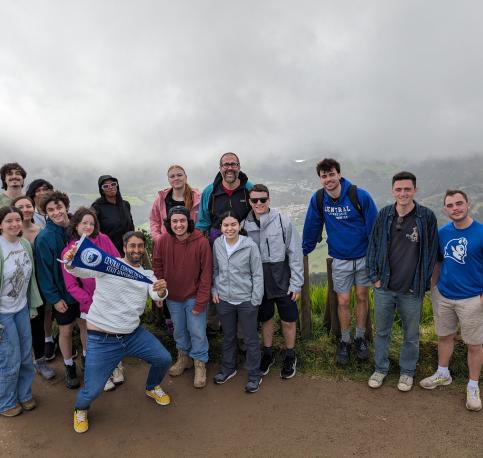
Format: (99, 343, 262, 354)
(437, 220, 483, 299)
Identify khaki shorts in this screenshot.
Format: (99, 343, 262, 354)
(431, 286, 483, 345)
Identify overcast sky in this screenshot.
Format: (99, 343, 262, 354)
(1, 0, 483, 177)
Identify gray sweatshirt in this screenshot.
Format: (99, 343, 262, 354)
(212, 235, 264, 306)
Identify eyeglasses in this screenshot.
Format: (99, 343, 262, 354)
(101, 182, 118, 190)
(221, 162, 240, 169)
(396, 216, 404, 231)
(250, 197, 268, 204)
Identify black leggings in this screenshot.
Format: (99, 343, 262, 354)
(30, 304, 46, 360)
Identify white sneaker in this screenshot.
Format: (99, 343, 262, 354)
(419, 371, 452, 390)
(368, 371, 386, 389)
(466, 386, 482, 411)
(104, 376, 116, 392)
(397, 374, 414, 392)
(112, 363, 124, 386)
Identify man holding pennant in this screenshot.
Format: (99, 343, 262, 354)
(63, 231, 172, 434)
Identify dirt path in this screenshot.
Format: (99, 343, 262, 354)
(1, 358, 482, 458)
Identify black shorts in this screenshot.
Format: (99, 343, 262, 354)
(53, 302, 80, 326)
(258, 294, 299, 323)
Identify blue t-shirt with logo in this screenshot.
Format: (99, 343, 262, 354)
(437, 220, 483, 300)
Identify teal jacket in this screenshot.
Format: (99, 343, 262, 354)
(34, 220, 76, 306)
(0, 238, 42, 317)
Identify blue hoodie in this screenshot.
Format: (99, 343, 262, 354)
(302, 178, 378, 259)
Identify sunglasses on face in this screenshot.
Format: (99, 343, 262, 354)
(396, 216, 404, 231)
(250, 197, 269, 204)
(221, 162, 240, 169)
(101, 182, 118, 190)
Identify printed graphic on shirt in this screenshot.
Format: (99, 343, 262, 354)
(5, 250, 30, 299)
(444, 237, 468, 264)
(406, 225, 419, 243)
(324, 205, 352, 220)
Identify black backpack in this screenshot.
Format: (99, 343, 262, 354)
(315, 184, 364, 243)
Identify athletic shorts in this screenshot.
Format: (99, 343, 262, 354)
(258, 294, 299, 323)
(431, 286, 483, 345)
(53, 301, 80, 326)
(331, 257, 371, 294)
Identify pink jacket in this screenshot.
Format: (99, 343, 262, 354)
(61, 233, 120, 313)
(149, 187, 201, 243)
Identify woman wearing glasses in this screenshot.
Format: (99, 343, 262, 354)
(92, 175, 134, 255)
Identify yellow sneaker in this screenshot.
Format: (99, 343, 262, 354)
(73, 409, 89, 433)
(145, 385, 171, 406)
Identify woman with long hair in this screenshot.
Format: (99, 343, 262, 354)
(0, 206, 42, 416)
(61, 207, 124, 391)
(12, 196, 55, 381)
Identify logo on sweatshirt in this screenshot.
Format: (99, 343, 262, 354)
(80, 248, 103, 267)
(444, 237, 468, 265)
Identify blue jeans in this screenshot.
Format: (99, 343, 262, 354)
(166, 298, 209, 363)
(374, 288, 423, 376)
(0, 305, 34, 412)
(75, 326, 172, 410)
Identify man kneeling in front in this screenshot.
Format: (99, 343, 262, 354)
(64, 231, 172, 433)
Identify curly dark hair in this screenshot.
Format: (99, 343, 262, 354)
(67, 207, 100, 240)
(39, 190, 70, 214)
(1, 162, 27, 190)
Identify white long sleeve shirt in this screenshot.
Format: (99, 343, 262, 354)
(68, 262, 165, 334)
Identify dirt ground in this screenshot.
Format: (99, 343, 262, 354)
(1, 357, 482, 458)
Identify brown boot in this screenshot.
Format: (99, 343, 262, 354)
(1, 404, 22, 417)
(169, 351, 193, 377)
(193, 360, 206, 388)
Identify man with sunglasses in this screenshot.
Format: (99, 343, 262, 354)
(366, 171, 438, 392)
(243, 184, 303, 379)
(196, 153, 253, 332)
(303, 158, 378, 365)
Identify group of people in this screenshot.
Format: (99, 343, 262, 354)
(0, 153, 481, 435)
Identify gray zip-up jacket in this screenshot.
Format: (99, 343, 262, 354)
(242, 209, 304, 298)
(212, 235, 264, 306)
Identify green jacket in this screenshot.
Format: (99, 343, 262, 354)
(0, 238, 42, 317)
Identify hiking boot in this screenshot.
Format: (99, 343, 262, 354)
(260, 352, 275, 376)
(44, 341, 57, 361)
(104, 377, 116, 392)
(397, 374, 414, 392)
(146, 385, 171, 406)
(21, 398, 36, 411)
(368, 371, 386, 389)
(419, 371, 452, 390)
(245, 377, 262, 393)
(112, 363, 124, 385)
(280, 353, 297, 379)
(213, 370, 237, 385)
(169, 351, 193, 377)
(354, 337, 369, 361)
(73, 409, 89, 433)
(466, 386, 482, 411)
(34, 357, 56, 380)
(64, 363, 80, 389)
(0, 404, 22, 417)
(336, 340, 351, 365)
(193, 360, 206, 388)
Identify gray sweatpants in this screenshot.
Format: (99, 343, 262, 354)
(216, 300, 261, 380)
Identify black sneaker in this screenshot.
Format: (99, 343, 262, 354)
(44, 341, 56, 361)
(213, 370, 237, 384)
(245, 377, 262, 393)
(260, 353, 275, 376)
(280, 354, 297, 379)
(336, 340, 351, 365)
(64, 363, 80, 389)
(354, 337, 369, 361)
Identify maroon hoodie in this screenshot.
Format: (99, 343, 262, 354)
(153, 229, 212, 313)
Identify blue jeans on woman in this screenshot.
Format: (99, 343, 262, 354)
(0, 305, 34, 413)
(166, 298, 209, 363)
(75, 326, 172, 410)
(374, 288, 423, 376)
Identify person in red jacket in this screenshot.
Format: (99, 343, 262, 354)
(152, 206, 212, 388)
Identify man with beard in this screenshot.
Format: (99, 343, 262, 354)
(420, 190, 483, 411)
(0, 163, 27, 207)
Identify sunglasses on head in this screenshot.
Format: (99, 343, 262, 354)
(250, 197, 268, 204)
(101, 182, 118, 190)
